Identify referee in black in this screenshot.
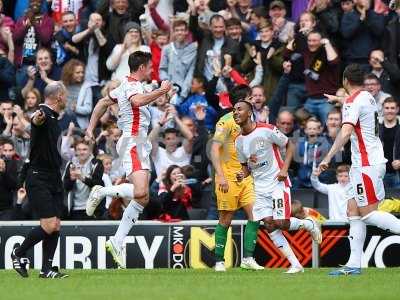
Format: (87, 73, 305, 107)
(11, 82, 68, 279)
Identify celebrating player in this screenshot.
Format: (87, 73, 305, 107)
(319, 64, 400, 276)
(85, 51, 172, 268)
(211, 85, 263, 272)
(233, 100, 322, 274)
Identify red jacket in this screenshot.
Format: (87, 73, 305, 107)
(150, 41, 162, 82)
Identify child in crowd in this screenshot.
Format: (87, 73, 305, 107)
(311, 164, 351, 221)
(294, 117, 330, 188)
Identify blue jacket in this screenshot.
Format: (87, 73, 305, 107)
(178, 94, 217, 131)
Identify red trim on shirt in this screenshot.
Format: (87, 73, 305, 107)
(362, 173, 379, 205)
(127, 76, 139, 82)
(256, 123, 275, 130)
(272, 144, 290, 188)
(354, 120, 370, 167)
(283, 190, 291, 220)
(345, 90, 362, 104)
(131, 103, 140, 136)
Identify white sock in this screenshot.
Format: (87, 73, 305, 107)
(289, 217, 313, 231)
(99, 183, 134, 200)
(362, 210, 400, 234)
(114, 200, 144, 248)
(345, 216, 366, 268)
(268, 230, 301, 267)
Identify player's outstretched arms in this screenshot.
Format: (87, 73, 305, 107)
(86, 97, 114, 141)
(131, 81, 172, 107)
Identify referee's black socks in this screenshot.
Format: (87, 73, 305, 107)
(15, 226, 48, 257)
(42, 231, 60, 273)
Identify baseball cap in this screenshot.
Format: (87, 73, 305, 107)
(269, 0, 286, 10)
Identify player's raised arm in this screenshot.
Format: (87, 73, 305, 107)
(130, 81, 172, 107)
(319, 123, 353, 172)
(86, 96, 115, 140)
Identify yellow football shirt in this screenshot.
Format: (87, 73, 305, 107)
(212, 112, 242, 181)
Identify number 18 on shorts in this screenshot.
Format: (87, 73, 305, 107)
(253, 183, 291, 221)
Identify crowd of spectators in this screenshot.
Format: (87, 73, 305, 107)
(0, 0, 400, 222)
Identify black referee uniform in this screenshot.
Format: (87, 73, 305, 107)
(12, 99, 68, 278)
(25, 104, 64, 218)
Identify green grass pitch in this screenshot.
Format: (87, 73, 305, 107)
(1, 268, 400, 300)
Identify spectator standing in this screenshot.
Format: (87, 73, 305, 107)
(159, 20, 198, 98)
(0, 49, 16, 102)
(250, 85, 269, 123)
(379, 98, 400, 188)
(23, 88, 41, 118)
(294, 118, 331, 187)
(282, 12, 317, 112)
(368, 49, 400, 102)
(1, 106, 30, 161)
(13, 0, 54, 68)
(178, 76, 218, 131)
(276, 110, 295, 137)
(189, 11, 240, 92)
(364, 73, 391, 117)
(97, 0, 144, 46)
(150, 107, 194, 180)
(301, 32, 340, 125)
(0, 139, 18, 220)
(61, 59, 93, 129)
(63, 139, 104, 219)
(72, 12, 111, 105)
(54, 11, 82, 66)
(241, 21, 283, 101)
(383, 0, 400, 101)
(0, 0, 15, 64)
(21, 48, 61, 96)
(106, 22, 150, 81)
(0, 101, 13, 133)
(269, 0, 295, 43)
(340, 0, 385, 69)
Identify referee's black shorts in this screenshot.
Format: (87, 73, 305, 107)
(25, 168, 64, 219)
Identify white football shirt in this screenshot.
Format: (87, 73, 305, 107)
(342, 90, 387, 167)
(235, 123, 291, 191)
(109, 76, 151, 139)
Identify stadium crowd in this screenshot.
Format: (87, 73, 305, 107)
(0, 0, 400, 221)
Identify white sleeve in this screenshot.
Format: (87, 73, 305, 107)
(342, 101, 360, 126)
(109, 84, 121, 103)
(235, 137, 247, 164)
(310, 174, 329, 194)
(269, 126, 288, 148)
(126, 82, 142, 100)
